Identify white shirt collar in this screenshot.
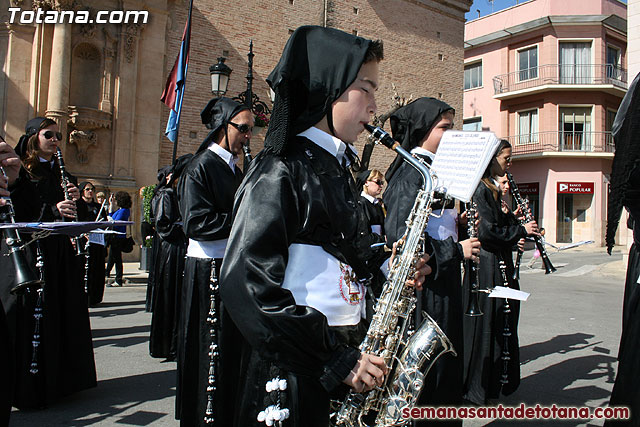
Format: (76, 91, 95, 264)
(298, 127, 348, 162)
(360, 191, 377, 204)
(207, 141, 237, 171)
(39, 156, 55, 167)
(410, 146, 435, 161)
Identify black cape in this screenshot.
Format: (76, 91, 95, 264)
(149, 187, 186, 360)
(220, 138, 367, 427)
(175, 148, 244, 426)
(0, 162, 96, 410)
(605, 162, 640, 426)
(462, 182, 526, 405)
(76, 198, 107, 306)
(382, 153, 465, 424)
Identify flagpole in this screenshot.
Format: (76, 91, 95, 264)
(171, 0, 194, 165)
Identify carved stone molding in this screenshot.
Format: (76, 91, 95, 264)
(68, 129, 97, 164)
(103, 28, 117, 58)
(123, 22, 142, 63)
(68, 105, 112, 131)
(32, 0, 78, 11)
(79, 21, 96, 38)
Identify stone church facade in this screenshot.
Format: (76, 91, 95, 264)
(1, 0, 471, 258)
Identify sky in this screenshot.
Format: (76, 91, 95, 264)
(465, 0, 628, 22)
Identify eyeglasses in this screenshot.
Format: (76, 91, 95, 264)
(43, 130, 63, 141)
(369, 180, 385, 186)
(228, 122, 252, 134)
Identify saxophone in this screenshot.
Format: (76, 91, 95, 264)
(333, 126, 456, 427)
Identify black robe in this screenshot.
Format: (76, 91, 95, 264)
(220, 138, 368, 427)
(383, 154, 465, 424)
(605, 163, 640, 426)
(76, 199, 107, 306)
(462, 182, 527, 405)
(0, 162, 96, 410)
(175, 149, 243, 426)
(149, 187, 186, 360)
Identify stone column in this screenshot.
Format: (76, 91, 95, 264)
(45, 23, 71, 151)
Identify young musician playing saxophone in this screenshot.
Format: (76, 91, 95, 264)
(462, 139, 538, 405)
(382, 97, 481, 426)
(219, 26, 432, 427)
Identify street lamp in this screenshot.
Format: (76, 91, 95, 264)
(210, 57, 232, 97)
(233, 41, 272, 117)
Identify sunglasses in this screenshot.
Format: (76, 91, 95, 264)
(228, 122, 252, 134)
(43, 130, 63, 141)
(369, 180, 385, 186)
(84, 187, 95, 192)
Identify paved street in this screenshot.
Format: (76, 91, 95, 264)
(8, 245, 628, 426)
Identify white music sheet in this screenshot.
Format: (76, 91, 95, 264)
(488, 286, 530, 301)
(431, 131, 500, 202)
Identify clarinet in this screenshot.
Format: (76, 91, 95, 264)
(204, 259, 220, 424)
(497, 258, 512, 388)
(506, 172, 556, 275)
(0, 166, 42, 294)
(242, 144, 252, 174)
(55, 148, 85, 256)
(83, 199, 107, 296)
(464, 202, 482, 317)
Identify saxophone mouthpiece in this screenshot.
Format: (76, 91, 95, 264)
(364, 124, 397, 150)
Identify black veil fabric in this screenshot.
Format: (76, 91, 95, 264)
(14, 117, 46, 157)
(607, 72, 640, 253)
(385, 97, 453, 182)
(264, 25, 372, 155)
(196, 97, 249, 153)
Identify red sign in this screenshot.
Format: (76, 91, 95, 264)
(557, 182, 594, 194)
(518, 182, 539, 195)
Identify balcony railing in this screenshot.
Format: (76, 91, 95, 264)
(507, 131, 615, 156)
(493, 64, 627, 95)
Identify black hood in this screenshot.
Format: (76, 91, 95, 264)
(385, 97, 453, 182)
(197, 97, 250, 153)
(264, 25, 373, 154)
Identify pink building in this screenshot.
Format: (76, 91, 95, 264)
(463, 0, 628, 246)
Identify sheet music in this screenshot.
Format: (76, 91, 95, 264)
(89, 231, 106, 246)
(0, 220, 132, 236)
(488, 286, 530, 301)
(431, 131, 500, 202)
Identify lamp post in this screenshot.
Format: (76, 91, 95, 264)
(209, 57, 232, 97)
(233, 40, 272, 117)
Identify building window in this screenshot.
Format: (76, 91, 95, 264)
(464, 62, 482, 90)
(518, 46, 538, 81)
(559, 107, 592, 151)
(559, 42, 592, 84)
(463, 117, 482, 131)
(607, 45, 622, 80)
(517, 110, 538, 145)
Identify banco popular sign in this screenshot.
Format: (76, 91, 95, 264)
(557, 182, 594, 194)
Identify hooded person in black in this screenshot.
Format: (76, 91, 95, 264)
(219, 26, 431, 427)
(149, 154, 191, 361)
(604, 72, 640, 426)
(382, 97, 480, 425)
(175, 97, 251, 426)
